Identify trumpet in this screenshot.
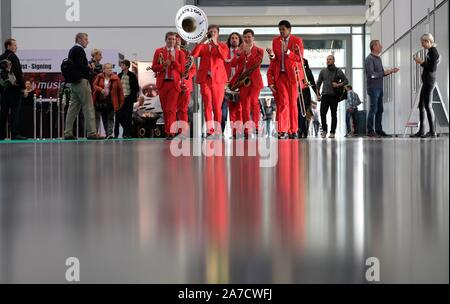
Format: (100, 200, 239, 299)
(146, 53, 166, 73)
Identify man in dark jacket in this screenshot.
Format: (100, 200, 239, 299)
(0, 38, 27, 140)
(116, 60, 139, 138)
(63, 32, 103, 140)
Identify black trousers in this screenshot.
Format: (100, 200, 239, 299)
(298, 88, 312, 136)
(114, 96, 134, 137)
(418, 75, 436, 134)
(320, 95, 339, 134)
(0, 87, 23, 139)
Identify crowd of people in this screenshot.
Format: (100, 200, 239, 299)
(0, 20, 441, 141)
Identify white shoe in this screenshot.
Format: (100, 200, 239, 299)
(329, 133, 336, 139)
(321, 132, 327, 139)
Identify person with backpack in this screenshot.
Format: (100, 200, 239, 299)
(0, 38, 27, 140)
(62, 33, 104, 140)
(344, 85, 362, 137)
(316, 55, 348, 139)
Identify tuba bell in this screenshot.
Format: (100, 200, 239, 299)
(175, 5, 209, 43)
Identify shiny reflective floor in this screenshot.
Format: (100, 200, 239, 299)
(0, 137, 448, 283)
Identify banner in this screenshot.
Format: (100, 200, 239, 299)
(17, 49, 122, 100)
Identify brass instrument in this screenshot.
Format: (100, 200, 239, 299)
(183, 55, 194, 79)
(229, 51, 263, 92)
(293, 43, 307, 118)
(175, 5, 208, 43)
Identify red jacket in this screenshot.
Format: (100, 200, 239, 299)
(225, 47, 241, 80)
(230, 46, 264, 90)
(267, 60, 276, 87)
(92, 73, 124, 112)
(270, 35, 306, 87)
(191, 42, 229, 84)
(180, 49, 197, 92)
(151, 47, 185, 92)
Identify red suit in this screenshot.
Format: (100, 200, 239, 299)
(270, 35, 305, 135)
(191, 42, 229, 135)
(230, 46, 264, 135)
(177, 49, 197, 133)
(225, 47, 243, 136)
(152, 46, 185, 136)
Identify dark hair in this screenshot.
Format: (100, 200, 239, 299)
(243, 29, 255, 37)
(121, 60, 131, 68)
(227, 32, 243, 48)
(4, 38, 16, 50)
(165, 32, 177, 40)
(345, 85, 353, 90)
(370, 40, 380, 51)
(208, 24, 220, 32)
(278, 20, 292, 29)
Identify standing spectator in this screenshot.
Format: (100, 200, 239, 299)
(0, 38, 27, 140)
(365, 40, 399, 137)
(316, 55, 348, 139)
(89, 48, 103, 83)
(117, 59, 139, 138)
(89, 49, 103, 132)
(22, 81, 36, 105)
(411, 34, 440, 138)
(63, 32, 103, 140)
(344, 85, 362, 137)
(92, 63, 124, 139)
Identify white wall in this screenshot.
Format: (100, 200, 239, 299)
(11, 0, 185, 61)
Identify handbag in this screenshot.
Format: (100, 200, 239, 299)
(95, 80, 114, 112)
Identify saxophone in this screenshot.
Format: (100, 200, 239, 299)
(229, 53, 263, 92)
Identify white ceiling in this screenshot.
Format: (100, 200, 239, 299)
(203, 4, 368, 26)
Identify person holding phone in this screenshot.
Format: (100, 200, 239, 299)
(411, 33, 440, 138)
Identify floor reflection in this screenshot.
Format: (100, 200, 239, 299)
(0, 138, 448, 283)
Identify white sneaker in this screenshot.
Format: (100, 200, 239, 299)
(329, 133, 336, 139)
(321, 132, 327, 139)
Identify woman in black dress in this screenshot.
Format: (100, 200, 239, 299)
(412, 33, 440, 138)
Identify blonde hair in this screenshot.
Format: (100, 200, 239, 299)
(91, 48, 103, 57)
(103, 63, 113, 69)
(421, 33, 436, 47)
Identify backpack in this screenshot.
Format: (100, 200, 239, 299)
(333, 68, 348, 102)
(61, 58, 82, 83)
(0, 54, 18, 89)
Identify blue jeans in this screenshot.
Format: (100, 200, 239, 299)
(367, 88, 384, 134)
(346, 109, 358, 134)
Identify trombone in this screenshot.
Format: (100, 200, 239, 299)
(293, 44, 309, 118)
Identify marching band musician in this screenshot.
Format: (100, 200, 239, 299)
(191, 24, 229, 138)
(229, 29, 264, 139)
(224, 32, 243, 139)
(176, 35, 197, 136)
(151, 32, 186, 140)
(267, 20, 306, 140)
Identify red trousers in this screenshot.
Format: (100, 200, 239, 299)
(240, 85, 262, 134)
(159, 80, 180, 136)
(200, 78, 225, 134)
(276, 73, 299, 134)
(227, 101, 242, 135)
(177, 90, 191, 123)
